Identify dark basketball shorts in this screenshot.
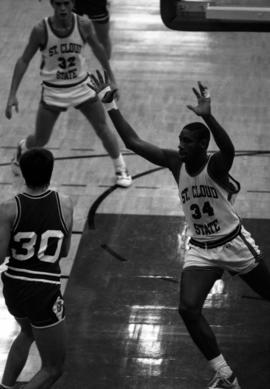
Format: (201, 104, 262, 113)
(73, 0, 109, 23)
(1, 273, 65, 328)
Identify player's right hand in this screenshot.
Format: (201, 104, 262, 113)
(5, 97, 19, 119)
(89, 69, 109, 93)
(186, 81, 211, 117)
(88, 70, 118, 102)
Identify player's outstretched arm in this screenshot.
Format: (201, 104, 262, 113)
(187, 82, 235, 175)
(89, 70, 172, 168)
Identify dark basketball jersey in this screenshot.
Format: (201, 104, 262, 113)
(5, 190, 69, 285)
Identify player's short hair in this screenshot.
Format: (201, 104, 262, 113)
(182, 122, 210, 145)
(20, 148, 54, 189)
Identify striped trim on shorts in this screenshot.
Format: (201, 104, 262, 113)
(183, 225, 262, 275)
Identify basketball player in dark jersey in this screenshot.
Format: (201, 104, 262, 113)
(89, 71, 270, 389)
(73, 0, 112, 59)
(0, 148, 73, 389)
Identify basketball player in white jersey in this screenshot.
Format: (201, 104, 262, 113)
(0, 148, 73, 389)
(5, 0, 131, 188)
(89, 70, 270, 389)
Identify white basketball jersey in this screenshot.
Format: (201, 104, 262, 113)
(40, 14, 87, 86)
(178, 158, 240, 242)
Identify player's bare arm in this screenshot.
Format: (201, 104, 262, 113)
(89, 70, 175, 168)
(187, 82, 235, 177)
(5, 23, 44, 119)
(59, 193, 74, 256)
(79, 18, 118, 92)
(0, 200, 16, 264)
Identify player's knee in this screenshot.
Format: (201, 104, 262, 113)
(21, 327, 34, 342)
(18, 320, 34, 341)
(43, 363, 65, 382)
(178, 302, 201, 322)
(27, 135, 47, 148)
(33, 135, 48, 147)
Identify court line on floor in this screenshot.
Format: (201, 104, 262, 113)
(87, 166, 164, 229)
(0, 149, 269, 168)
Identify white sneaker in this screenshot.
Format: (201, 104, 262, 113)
(115, 167, 132, 187)
(208, 372, 241, 389)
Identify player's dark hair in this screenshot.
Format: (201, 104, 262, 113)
(50, 0, 74, 4)
(183, 122, 210, 146)
(20, 148, 54, 189)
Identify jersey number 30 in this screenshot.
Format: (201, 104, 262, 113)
(11, 230, 64, 263)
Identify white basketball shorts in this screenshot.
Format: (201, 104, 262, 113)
(41, 76, 96, 109)
(183, 225, 261, 275)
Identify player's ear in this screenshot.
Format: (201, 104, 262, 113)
(199, 138, 209, 150)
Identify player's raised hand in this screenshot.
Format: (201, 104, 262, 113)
(89, 69, 109, 94)
(5, 96, 19, 119)
(187, 81, 211, 117)
(88, 70, 119, 102)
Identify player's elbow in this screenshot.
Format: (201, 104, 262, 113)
(123, 137, 140, 152)
(123, 138, 134, 150)
(227, 144, 235, 159)
(221, 141, 235, 160)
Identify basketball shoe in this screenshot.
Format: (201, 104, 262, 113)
(208, 372, 241, 389)
(115, 167, 132, 187)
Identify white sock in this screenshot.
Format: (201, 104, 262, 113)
(209, 354, 233, 378)
(20, 138, 28, 153)
(113, 154, 126, 171)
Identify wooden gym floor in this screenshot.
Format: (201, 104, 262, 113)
(0, 0, 270, 388)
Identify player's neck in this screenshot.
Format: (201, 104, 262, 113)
(185, 154, 208, 176)
(24, 186, 50, 196)
(51, 13, 73, 31)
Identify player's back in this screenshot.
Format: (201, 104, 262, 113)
(5, 190, 69, 284)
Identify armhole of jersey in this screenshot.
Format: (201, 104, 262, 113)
(175, 162, 182, 185)
(55, 192, 69, 235)
(227, 174, 241, 201)
(40, 18, 48, 51)
(12, 196, 21, 231)
(163, 149, 181, 183)
(177, 162, 183, 187)
(77, 14, 87, 43)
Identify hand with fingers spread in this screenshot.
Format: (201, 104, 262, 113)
(89, 69, 119, 110)
(88, 69, 110, 98)
(88, 69, 119, 101)
(187, 81, 211, 117)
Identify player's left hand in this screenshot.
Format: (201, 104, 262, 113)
(88, 70, 119, 101)
(187, 81, 211, 116)
(5, 96, 19, 120)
